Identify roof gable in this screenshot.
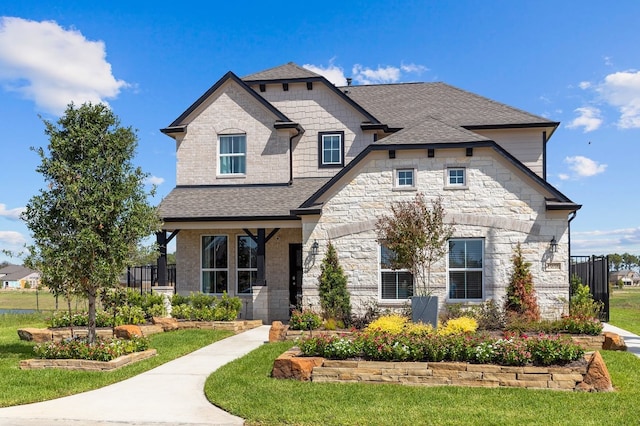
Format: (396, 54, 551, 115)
(242, 62, 322, 81)
(162, 71, 293, 133)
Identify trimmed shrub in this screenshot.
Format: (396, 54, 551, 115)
(366, 314, 408, 335)
(438, 316, 478, 336)
(289, 309, 322, 331)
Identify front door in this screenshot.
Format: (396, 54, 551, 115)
(289, 244, 303, 314)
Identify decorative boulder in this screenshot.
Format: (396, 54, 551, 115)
(272, 348, 324, 381)
(581, 351, 614, 392)
(602, 332, 627, 351)
(114, 325, 143, 339)
(269, 321, 288, 342)
(17, 328, 53, 343)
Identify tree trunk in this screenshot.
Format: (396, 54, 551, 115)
(87, 290, 97, 344)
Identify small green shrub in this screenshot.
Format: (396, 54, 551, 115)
(214, 292, 242, 320)
(289, 309, 322, 330)
(189, 292, 217, 310)
(570, 282, 603, 318)
(438, 303, 468, 323)
(116, 305, 146, 325)
(146, 303, 167, 318)
(170, 304, 193, 320)
(171, 293, 189, 306)
(350, 299, 381, 329)
(472, 300, 506, 330)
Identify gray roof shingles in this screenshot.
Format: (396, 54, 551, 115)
(159, 178, 330, 221)
(243, 62, 322, 81)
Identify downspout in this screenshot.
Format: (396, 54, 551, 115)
(289, 125, 305, 185)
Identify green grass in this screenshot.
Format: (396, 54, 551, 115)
(205, 341, 640, 426)
(609, 286, 640, 334)
(0, 290, 87, 312)
(0, 313, 232, 407)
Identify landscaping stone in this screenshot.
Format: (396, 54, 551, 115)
(602, 332, 627, 351)
(152, 316, 179, 331)
(273, 348, 606, 391)
(269, 321, 288, 342)
(582, 351, 614, 392)
(114, 324, 143, 339)
(272, 348, 324, 381)
(17, 328, 53, 343)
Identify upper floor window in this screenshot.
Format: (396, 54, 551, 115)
(446, 167, 466, 188)
(380, 244, 413, 300)
(319, 131, 344, 168)
(237, 235, 257, 294)
(448, 239, 483, 300)
(218, 134, 246, 175)
(395, 168, 416, 189)
(202, 235, 228, 294)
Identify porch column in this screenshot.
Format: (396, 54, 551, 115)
(256, 228, 266, 286)
(156, 231, 168, 287)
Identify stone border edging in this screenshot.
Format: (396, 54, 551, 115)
(273, 348, 613, 392)
(20, 349, 158, 371)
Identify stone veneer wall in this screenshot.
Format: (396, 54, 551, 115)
(312, 359, 587, 390)
(301, 148, 571, 320)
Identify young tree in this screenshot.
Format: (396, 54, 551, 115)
(376, 194, 455, 295)
(504, 243, 540, 321)
(23, 103, 160, 343)
(318, 241, 351, 325)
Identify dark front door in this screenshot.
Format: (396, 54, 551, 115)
(289, 244, 303, 313)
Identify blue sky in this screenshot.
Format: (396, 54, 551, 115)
(1, 1, 639, 264)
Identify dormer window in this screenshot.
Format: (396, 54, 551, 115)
(319, 131, 344, 168)
(218, 134, 246, 175)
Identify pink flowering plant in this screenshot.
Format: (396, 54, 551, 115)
(298, 329, 584, 366)
(33, 335, 150, 362)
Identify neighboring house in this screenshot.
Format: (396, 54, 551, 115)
(609, 270, 640, 286)
(0, 265, 40, 289)
(158, 62, 580, 322)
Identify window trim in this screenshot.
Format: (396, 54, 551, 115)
(445, 167, 467, 189)
(393, 168, 417, 191)
(236, 235, 257, 295)
(218, 134, 247, 176)
(379, 243, 414, 302)
(318, 131, 345, 168)
(201, 234, 229, 295)
(447, 238, 484, 301)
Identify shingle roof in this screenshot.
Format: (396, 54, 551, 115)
(243, 62, 322, 81)
(0, 265, 38, 281)
(343, 82, 555, 130)
(159, 178, 330, 221)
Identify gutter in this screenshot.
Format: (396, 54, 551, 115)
(568, 211, 577, 292)
(288, 124, 305, 185)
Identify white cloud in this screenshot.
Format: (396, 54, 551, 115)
(564, 155, 607, 178)
(0, 16, 128, 115)
(578, 81, 592, 89)
(400, 63, 428, 74)
(352, 64, 401, 85)
(0, 204, 25, 220)
(0, 230, 26, 245)
(144, 175, 164, 186)
(557, 173, 570, 181)
(571, 227, 640, 255)
(302, 62, 347, 86)
(597, 70, 640, 129)
(566, 107, 602, 132)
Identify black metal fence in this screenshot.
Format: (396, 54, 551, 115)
(125, 264, 176, 294)
(570, 255, 609, 321)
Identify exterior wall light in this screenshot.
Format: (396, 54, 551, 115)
(549, 236, 558, 253)
(311, 240, 319, 256)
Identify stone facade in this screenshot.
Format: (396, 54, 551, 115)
(301, 148, 570, 319)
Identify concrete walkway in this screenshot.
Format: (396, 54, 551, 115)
(602, 322, 640, 357)
(0, 325, 270, 426)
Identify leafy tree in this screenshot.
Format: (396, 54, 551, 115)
(376, 194, 455, 295)
(608, 253, 623, 271)
(622, 252, 638, 271)
(504, 243, 540, 321)
(23, 103, 160, 343)
(318, 241, 351, 325)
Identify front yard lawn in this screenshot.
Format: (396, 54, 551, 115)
(609, 286, 640, 335)
(205, 341, 640, 426)
(0, 313, 232, 407)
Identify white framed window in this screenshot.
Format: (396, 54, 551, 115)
(319, 131, 344, 167)
(237, 235, 257, 294)
(380, 244, 413, 300)
(395, 168, 416, 189)
(218, 134, 246, 175)
(446, 167, 466, 188)
(448, 239, 483, 300)
(201, 235, 228, 294)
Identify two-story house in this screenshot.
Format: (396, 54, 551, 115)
(158, 62, 580, 323)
